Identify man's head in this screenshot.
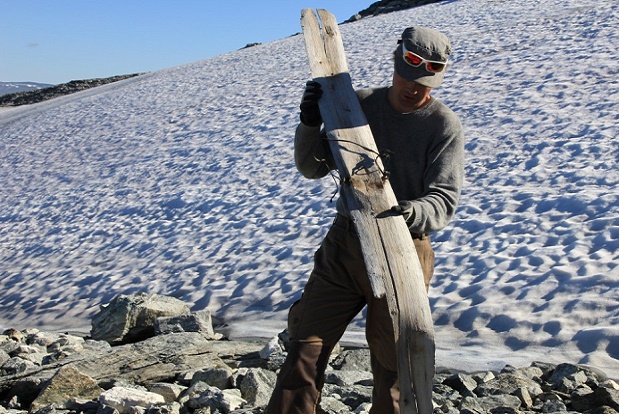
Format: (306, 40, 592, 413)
(394, 26, 452, 88)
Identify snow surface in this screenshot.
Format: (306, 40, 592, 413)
(1, 0, 618, 377)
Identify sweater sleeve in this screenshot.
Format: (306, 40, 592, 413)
(294, 122, 334, 179)
(407, 116, 465, 234)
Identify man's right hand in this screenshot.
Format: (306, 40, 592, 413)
(299, 81, 323, 127)
(390, 200, 416, 222)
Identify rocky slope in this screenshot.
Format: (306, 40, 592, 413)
(2, 328, 619, 414)
(1, 293, 618, 414)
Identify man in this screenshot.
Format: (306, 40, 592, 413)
(266, 26, 465, 414)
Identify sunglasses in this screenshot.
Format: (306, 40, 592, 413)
(402, 43, 448, 73)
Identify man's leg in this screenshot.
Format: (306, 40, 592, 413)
(265, 339, 332, 414)
(366, 236, 435, 414)
(266, 218, 368, 414)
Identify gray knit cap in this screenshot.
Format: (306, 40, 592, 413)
(394, 26, 452, 88)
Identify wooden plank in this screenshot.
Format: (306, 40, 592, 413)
(300, 9, 435, 414)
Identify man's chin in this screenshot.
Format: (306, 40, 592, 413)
(401, 98, 424, 110)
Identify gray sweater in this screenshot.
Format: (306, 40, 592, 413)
(294, 87, 464, 234)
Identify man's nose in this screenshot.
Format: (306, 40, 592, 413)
(404, 83, 422, 93)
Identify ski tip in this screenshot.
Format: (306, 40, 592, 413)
(316, 9, 336, 21)
(301, 8, 317, 18)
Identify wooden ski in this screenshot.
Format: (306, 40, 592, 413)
(300, 9, 435, 414)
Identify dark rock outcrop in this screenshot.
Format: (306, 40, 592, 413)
(344, 0, 446, 23)
(0, 74, 141, 107)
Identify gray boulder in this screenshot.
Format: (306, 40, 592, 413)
(154, 310, 222, 340)
(238, 368, 277, 407)
(330, 349, 371, 372)
(191, 365, 234, 390)
(99, 386, 166, 414)
(91, 293, 191, 344)
(474, 372, 540, 396)
(30, 365, 104, 411)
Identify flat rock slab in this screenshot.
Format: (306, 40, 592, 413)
(0, 333, 264, 392)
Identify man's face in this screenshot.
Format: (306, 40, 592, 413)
(388, 71, 432, 113)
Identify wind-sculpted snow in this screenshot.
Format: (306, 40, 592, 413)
(0, 0, 618, 376)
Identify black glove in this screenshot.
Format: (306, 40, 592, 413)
(390, 200, 415, 222)
(299, 80, 323, 127)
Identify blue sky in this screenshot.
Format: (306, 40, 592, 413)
(1, 0, 372, 84)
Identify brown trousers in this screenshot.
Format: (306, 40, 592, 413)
(265, 214, 435, 414)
